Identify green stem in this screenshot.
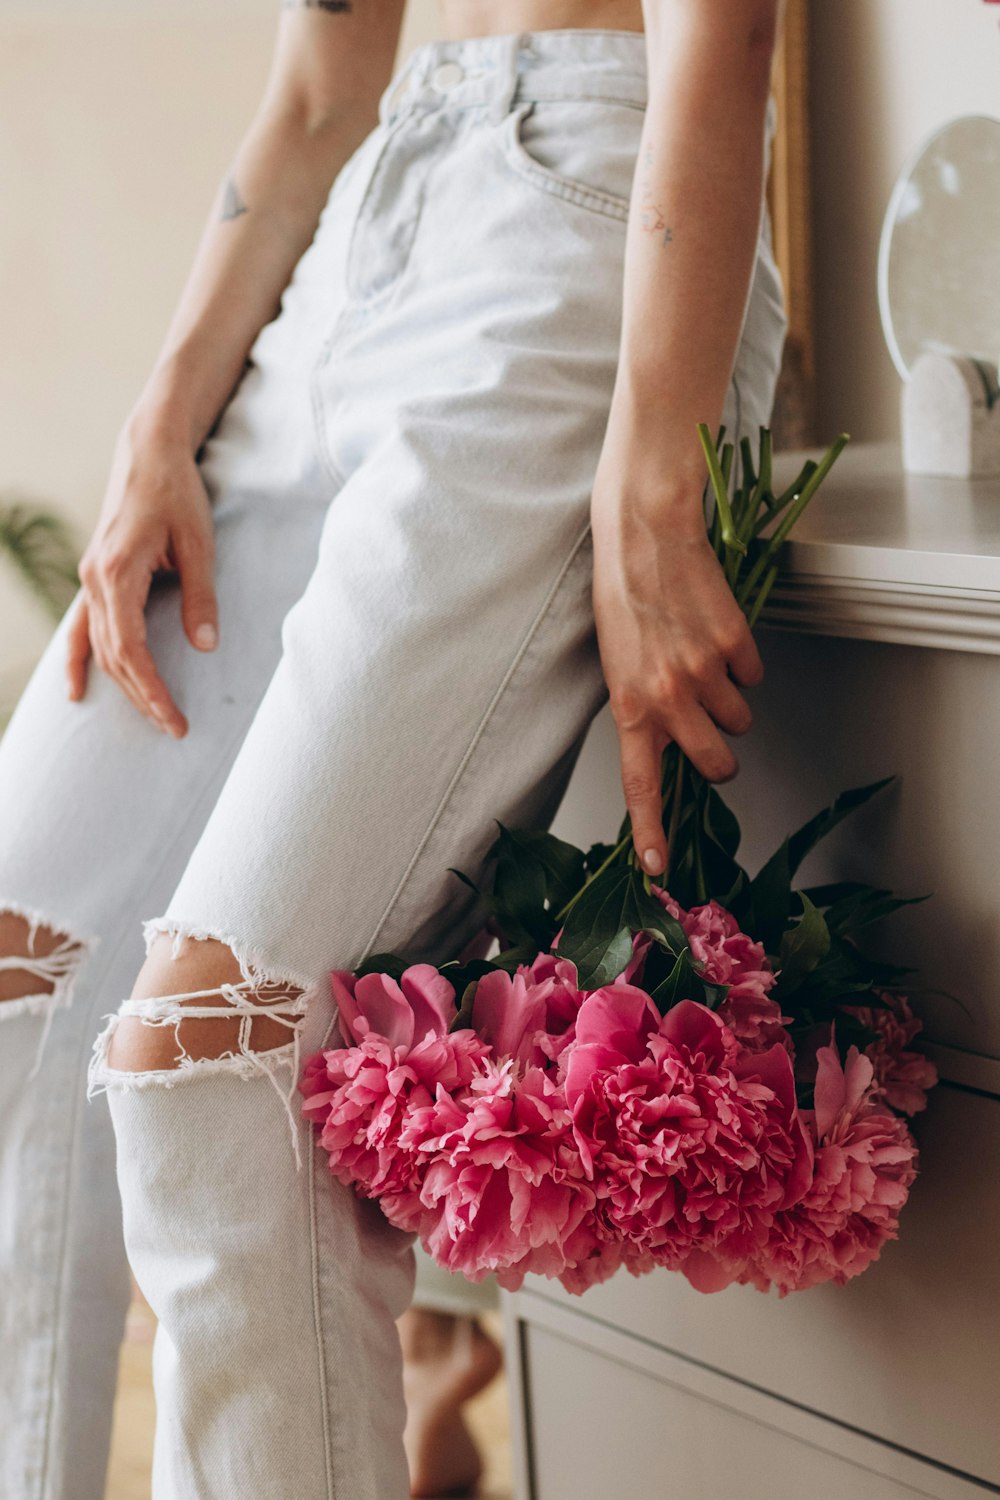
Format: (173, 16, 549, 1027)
(554, 831, 632, 922)
(697, 423, 746, 558)
(746, 562, 779, 629)
(692, 779, 708, 904)
(737, 434, 848, 609)
(663, 747, 685, 886)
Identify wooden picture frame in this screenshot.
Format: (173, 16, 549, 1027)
(766, 0, 818, 449)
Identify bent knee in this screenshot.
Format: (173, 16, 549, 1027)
(105, 932, 306, 1073)
(0, 907, 91, 1008)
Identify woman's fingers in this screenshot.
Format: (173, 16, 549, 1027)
(726, 626, 764, 688)
(65, 599, 92, 700)
(698, 672, 753, 738)
(617, 723, 669, 875)
(666, 698, 739, 784)
(105, 583, 187, 737)
(87, 596, 152, 724)
(174, 524, 218, 652)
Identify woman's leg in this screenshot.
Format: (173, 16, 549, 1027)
(0, 185, 353, 1500)
(85, 29, 786, 1500)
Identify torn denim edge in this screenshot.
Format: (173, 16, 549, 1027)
(141, 916, 320, 996)
(90, 921, 324, 1168)
(0, 898, 99, 1078)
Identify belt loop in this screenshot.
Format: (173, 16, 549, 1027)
(488, 31, 525, 124)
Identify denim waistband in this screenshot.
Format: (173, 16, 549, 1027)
(379, 28, 650, 126)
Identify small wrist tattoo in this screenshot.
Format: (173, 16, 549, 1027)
(221, 174, 248, 222)
(638, 145, 674, 248)
(282, 0, 353, 11)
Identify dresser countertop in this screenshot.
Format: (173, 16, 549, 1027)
(762, 440, 1000, 652)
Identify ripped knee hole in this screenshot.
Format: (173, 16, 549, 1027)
(0, 907, 91, 1008)
(104, 932, 307, 1073)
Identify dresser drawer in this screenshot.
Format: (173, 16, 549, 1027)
(519, 1319, 990, 1500)
(517, 1083, 999, 1485)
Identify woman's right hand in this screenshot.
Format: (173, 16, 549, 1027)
(67, 423, 219, 737)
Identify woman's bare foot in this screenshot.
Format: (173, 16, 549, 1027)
(398, 1308, 504, 1498)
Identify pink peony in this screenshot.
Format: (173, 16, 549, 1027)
(620, 889, 791, 1054)
(381, 1058, 596, 1286)
(563, 991, 812, 1275)
(739, 1043, 919, 1295)
(328, 964, 457, 1050)
(841, 991, 938, 1115)
(300, 966, 491, 1198)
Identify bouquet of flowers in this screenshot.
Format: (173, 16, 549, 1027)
(300, 424, 938, 1297)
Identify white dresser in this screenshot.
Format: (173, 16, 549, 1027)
(502, 440, 1000, 1500)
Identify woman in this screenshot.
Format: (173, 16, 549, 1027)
(0, 0, 787, 1496)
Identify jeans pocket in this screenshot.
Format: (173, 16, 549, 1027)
(497, 97, 645, 222)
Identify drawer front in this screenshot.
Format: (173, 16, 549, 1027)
(520, 1084, 1000, 1485)
(523, 1325, 987, 1500)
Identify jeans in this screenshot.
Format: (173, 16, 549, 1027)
(0, 28, 787, 1500)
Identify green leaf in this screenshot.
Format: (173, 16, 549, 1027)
(448, 979, 480, 1033)
(775, 891, 831, 997)
(785, 776, 896, 879)
(354, 951, 409, 981)
(584, 840, 618, 876)
(489, 942, 544, 973)
(0, 500, 80, 621)
(556, 864, 687, 990)
(647, 949, 701, 1014)
(747, 837, 792, 951)
(703, 786, 742, 859)
(496, 826, 587, 912)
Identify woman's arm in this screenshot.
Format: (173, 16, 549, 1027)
(69, 1, 405, 734)
(591, 0, 783, 876)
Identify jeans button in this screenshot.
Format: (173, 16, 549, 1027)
(430, 61, 464, 91)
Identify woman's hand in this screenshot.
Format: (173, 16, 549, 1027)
(592, 469, 763, 879)
(67, 422, 219, 737)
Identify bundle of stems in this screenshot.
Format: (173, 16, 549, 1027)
(560, 423, 849, 920)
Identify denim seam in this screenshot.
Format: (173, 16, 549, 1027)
(355, 516, 594, 969)
(307, 1126, 337, 1499)
(310, 345, 351, 491)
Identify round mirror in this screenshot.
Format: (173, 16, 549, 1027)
(878, 114, 1000, 379)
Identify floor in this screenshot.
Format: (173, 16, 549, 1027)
(104, 1290, 514, 1500)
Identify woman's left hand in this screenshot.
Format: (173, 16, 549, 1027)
(591, 465, 763, 879)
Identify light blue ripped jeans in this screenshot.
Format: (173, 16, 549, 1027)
(0, 27, 787, 1500)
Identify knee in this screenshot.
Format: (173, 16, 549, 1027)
(105, 932, 306, 1073)
(0, 907, 90, 1008)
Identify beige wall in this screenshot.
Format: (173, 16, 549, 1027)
(0, 1, 440, 689)
(808, 0, 999, 445)
(0, 1, 992, 684)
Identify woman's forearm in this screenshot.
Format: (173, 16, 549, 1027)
(597, 0, 781, 532)
(127, 2, 406, 456)
(129, 100, 376, 456)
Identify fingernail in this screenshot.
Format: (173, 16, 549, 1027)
(195, 623, 217, 650)
(643, 848, 663, 874)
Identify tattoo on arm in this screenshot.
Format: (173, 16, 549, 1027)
(638, 146, 674, 248)
(282, 0, 353, 11)
(221, 174, 248, 222)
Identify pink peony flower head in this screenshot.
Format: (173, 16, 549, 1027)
(841, 991, 939, 1115)
(330, 964, 457, 1050)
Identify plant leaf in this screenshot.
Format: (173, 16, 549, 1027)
(775, 891, 831, 997)
(354, 951, 409, 981)
(786, 776, 896, 879)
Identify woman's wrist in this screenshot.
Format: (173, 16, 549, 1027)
(122, 355, 214, 458)
(594, 405, 710, 542)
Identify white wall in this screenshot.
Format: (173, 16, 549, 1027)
(808, 0, 1000, 445)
